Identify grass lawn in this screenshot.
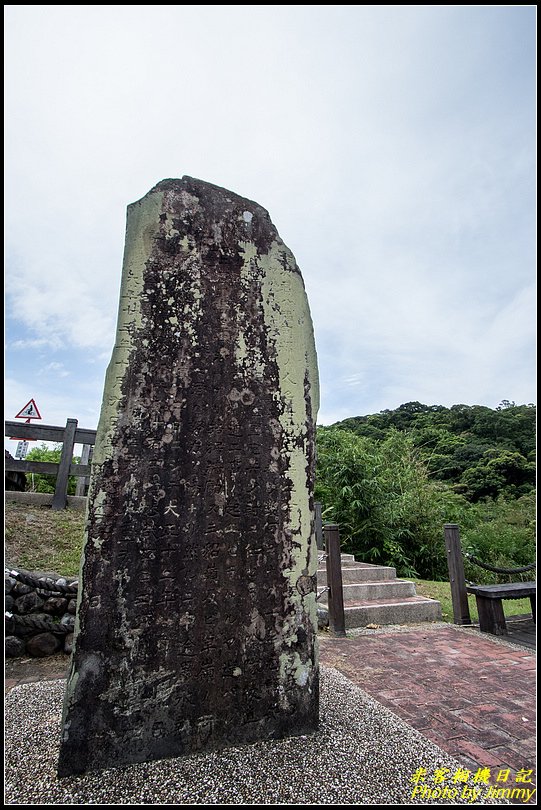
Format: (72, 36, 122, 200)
(412, 578, 533, 624)
(5, 502, 85, 577)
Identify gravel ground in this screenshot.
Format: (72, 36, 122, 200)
(5, 666, 503, 805)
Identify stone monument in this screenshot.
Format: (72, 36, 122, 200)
(58, 177, 320, 776)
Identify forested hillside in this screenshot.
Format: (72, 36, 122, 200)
(335, 401, 535, 501)
(315, 401, 536, 581)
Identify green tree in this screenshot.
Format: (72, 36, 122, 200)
(460, 493, 536, 584)
(315, 427, 456, 579)
(460, 450, 535, 501)
(332, 401, 536, 502)
(24, 443, 79, 495)
(316, 412, 535, 581)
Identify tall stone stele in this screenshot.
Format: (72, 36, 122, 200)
(58, 177, 320, 776)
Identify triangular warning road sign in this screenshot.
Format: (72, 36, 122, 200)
(15, 399, 42, 420)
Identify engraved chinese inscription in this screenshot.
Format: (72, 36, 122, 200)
(58, 177, 319, 776)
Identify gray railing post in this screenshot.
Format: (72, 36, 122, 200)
(324, 523, 346, 637)
(52, 418, 78, 511)
(444, 523, 471, 625)
(314, 502, 323, 551)
(75, 444, 92, 496)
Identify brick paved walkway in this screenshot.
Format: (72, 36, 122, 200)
(319, 623, 536, 793)
(5, 669, 68, 694)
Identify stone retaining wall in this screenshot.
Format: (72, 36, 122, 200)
(5, 570, 78, 658)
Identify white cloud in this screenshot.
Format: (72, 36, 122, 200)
(4, 6, 536, 430)
(38, 362, 70, 378)
(10, 336, 64, 351)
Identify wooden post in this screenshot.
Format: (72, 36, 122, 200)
(444, 523, 471, 625)
(324, 523, 346, 637)
(75, 444, 91, 496)
(52, 419, 78, 511)
(314, 502, 323, 551)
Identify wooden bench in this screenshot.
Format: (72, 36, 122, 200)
(465, 581, 536, 635)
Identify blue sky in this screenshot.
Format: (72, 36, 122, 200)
(4, 6, 536, 456)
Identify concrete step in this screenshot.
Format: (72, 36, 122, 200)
(316, 553, 442, 629)
(317, 565, 397, 584)
(319, 596, 442, 630)
(317, 579, 416, 602)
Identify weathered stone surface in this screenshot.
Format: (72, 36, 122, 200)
(26, 632, 63, 657)
(12, 581, 32, 596)
(59, 614, 76, 631)
(64, 632, 74, 655)
(43, 597, 69, 615)
(58, 177, 320, 777)
(317, 607, 329, 629)
(5, 575, 16, 594)
(5, 635, 26, 657)
(66, 599, 77, 615)
(15, 591, 45, 614)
